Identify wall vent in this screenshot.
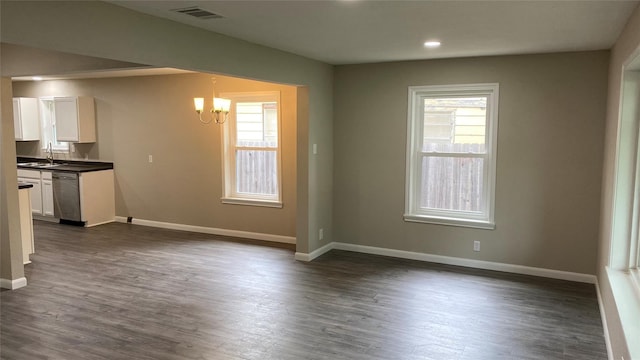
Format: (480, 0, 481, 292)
(172, 7, 223, 20)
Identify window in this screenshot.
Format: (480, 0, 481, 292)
(607, 50, 640, 357)
(609, 55, 640, 273)
(221, 92, 281, 207)
(39, 97, 69, 152)
(405, 83, 499, 228)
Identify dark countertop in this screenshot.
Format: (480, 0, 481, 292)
(17, 157, 114, 173)
(18, 182, 33, 190)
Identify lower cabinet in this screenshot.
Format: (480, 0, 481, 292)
(17, 169, 54, 218)
(42, 173, 54, 217)
(17, 171, 43, 215)
(17, 167, 115, 226)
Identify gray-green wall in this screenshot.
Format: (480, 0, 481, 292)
(333, 51, 609, 275)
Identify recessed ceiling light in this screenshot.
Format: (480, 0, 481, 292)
(424, 41, 441, 48)
(32, 76, 43, 81)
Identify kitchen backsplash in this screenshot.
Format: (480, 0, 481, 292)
(15, 141, 99, 161)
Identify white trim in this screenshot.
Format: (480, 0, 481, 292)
(610, 49, 640, 269)
(332, 242, 595, 283)
(111, 216, 596, 283)
(114, 216, 295, 244)
(220, 91, 282, 204)
(405, 83, 499, 228)
(84, 219, 115, 228)
(404, 214, 495, 230)
(607, 267, 640, 360)
(294, 242, 334, 262)
(221, 197, 283, 208)
(299, 241, 596, 283)
(0, 277, 27, 290)
(604, 44, 640, 360)
(595, 278, 615, 360)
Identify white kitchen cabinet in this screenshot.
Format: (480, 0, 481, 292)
(13, 97, 40, 141)
(17, 170, 42, 215)
(41, 172, 54, 217)
(54, 96, 96, 143)
(17, 169, 56, 218)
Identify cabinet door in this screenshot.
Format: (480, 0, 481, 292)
(54, 97, 79, 142)
(18, 178, 42, 215)
(42, 179, 54, 216)
(13, 98, 40, 141)
(13, 98, 22, 139)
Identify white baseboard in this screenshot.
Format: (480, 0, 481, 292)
(296, 241, 596, 284)
(32, 215, 58, 223)
(295, 241, 334, 262)
(85, 219, 116, 227)
(115, 216, 296, 244)
(112, 218, 595, 284)
(595, 278, 614, 360)
(0, 277, 27, 290)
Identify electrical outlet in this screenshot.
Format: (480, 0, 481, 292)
(313, 144, 318, 155)
(319, 228, 324, 240)
(473, 240, 480, 252)
(148, 155, 153, 163)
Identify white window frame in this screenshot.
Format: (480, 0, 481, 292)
(607, 45, 640, 360)
(39, 97, 69, 153)
(220, 91, 282, 208)
(404, 83, 499, 229)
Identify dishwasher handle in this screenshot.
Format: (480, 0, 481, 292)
(52, 172, 78, 181)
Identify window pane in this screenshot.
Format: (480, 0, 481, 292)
(237, 103, 264, 114)
(263, 104, 278, 143)
(40, 99, 69, 151)
(420, 156, 484, 212)
(236, 101, 277, 147)
(235, 149, 278, 196)
(423, 97, 487, 153)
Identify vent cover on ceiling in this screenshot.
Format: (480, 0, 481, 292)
(172, 7, 223, 20)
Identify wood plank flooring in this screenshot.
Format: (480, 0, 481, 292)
(1, 221, 607, 360)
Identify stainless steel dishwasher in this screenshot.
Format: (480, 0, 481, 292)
(52, 172, 82, 222)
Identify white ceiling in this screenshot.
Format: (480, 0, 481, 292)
(109, 0, 640, 65)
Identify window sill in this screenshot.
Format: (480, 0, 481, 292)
(403, 213, 495, 230)
(221, 197, 283, 208)
(607, 267, 640, 360)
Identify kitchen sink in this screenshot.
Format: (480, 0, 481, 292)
(17, 162, 42, 166)
(18, 162, 62, 168)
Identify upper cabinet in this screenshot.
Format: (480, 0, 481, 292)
(13, 97, 40, 141)
(54, 96, 96, 143)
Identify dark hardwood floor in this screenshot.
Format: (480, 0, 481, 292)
(1, 221, 607, 360)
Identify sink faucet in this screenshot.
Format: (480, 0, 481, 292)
(46, 142, 54, 165)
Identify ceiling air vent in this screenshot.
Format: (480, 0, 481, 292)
(172, 7, 223, 20)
